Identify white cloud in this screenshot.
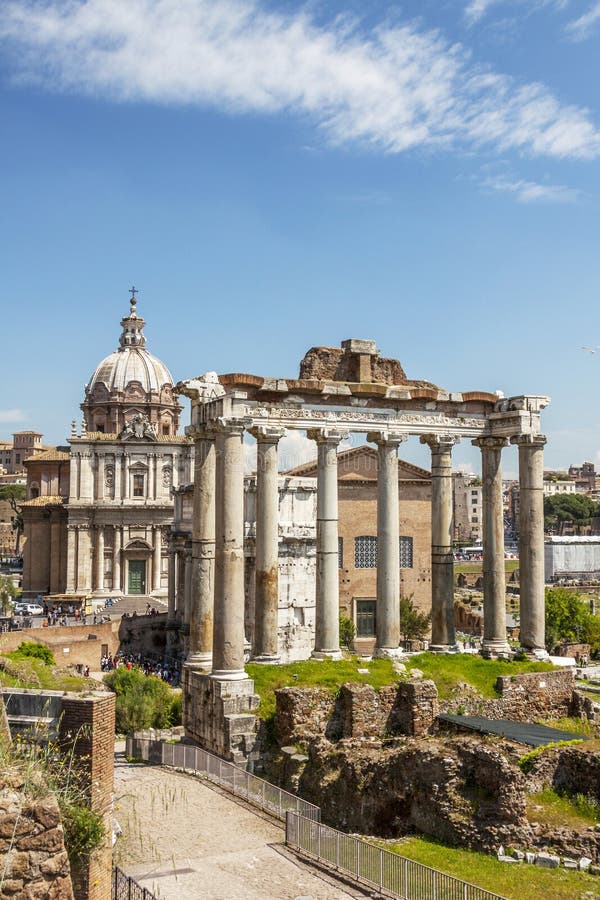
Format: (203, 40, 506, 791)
(479, 174, 581, 202)
(0, 409, 27, 424)
(0, 0, 599, 159)
(565, 2, 600, 40)
(465, 0, 568, 25)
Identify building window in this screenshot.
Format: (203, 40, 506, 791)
(15, 454, 20, 464)
(133, 473, 145, 497)
(162, 424, 170, 435)
(399, 536, 413, 568)
(356, 599, 376, 637)
(355, 536, 377, 568)
(338, 537, 343, 568)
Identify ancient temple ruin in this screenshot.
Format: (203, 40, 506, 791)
(177, 339, 549, 761)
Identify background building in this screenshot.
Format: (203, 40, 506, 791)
(453, 472, 483, 544)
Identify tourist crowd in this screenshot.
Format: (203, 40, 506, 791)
(100, 650, 181, 685)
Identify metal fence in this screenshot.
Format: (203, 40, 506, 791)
(286, 812, 509, 900)
(126, 736, 321, 823)
(112, 866, 159, 900)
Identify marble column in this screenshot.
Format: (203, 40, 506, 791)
(251, 426, 285, 662)
(212, 420, 247, 679)
(79, 452, 93, 502)
(167, 542, 177, 620)
(113, 526, 122, 594)
(188, 428, 216, 669)
(421, 434, 459, 651)
(77, 525, 92, 593)
(152, 526, 162, 592)
(175, 549, 185, 620)
(183, 546, 192, 629)
(123, 453, 130, 499)
(95, 525, 105, 592)
(511, 434, 547, 655)
(368, 431, 407, 657)
(473, 437, 510, 657)
(95, 454, 105, 501)
(308, 428, 348, 660)
(66, 525, 77, 593)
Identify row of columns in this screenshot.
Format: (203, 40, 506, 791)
(185, 421, 548, 680)
(70, 449, 177, 502)
(66, 523, 164, 594)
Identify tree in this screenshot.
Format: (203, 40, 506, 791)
(339, 615, 356, 648)
(543, 494, 600, 533)
(544, 587, 600, 656)
(0, 484, 26, 553)
(0, 574, 18, 614)
(399, 595, 431, 641)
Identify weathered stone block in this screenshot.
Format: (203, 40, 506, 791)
(536, 853, 560, 868)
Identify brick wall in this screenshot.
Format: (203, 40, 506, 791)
(58, 693, 115, 900)
(0, 620, 120, 670)
(441, 670, 576, 721)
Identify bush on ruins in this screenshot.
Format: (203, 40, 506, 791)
(103, 666, 181, 734)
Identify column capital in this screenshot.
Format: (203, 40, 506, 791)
(510, 433, 547, 448)
(472, 436, 509, 450)
(307, 427, 349, 445)
(214, 417, 245, 437)
(367, 430, 407, 447)
(191, 424, 217, 442)
(420, 433, 461, 451)
(248, 425, 287, 443)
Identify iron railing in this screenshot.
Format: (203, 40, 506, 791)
(112, 866, 159, 900)
(286, 812, 510, 900)
(126, 736, 321, 823)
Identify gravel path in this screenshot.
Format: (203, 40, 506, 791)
(113, 751, 363, 900)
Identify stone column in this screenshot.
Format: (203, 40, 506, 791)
(175, 549, 185, 620)
(183, 546, 193, 628)
(66, 525, 77, 593)
(308, 428, 348, 660)
(250, 426, 286, 662)
(152, 526, 162, 592)
(368, 431, 407, 657)
(113, 526, 122, 594)
(187, 428, 216, 670)
(95, 525, 105, 592)
(167, 542, 177, 621)
(474, 437, 510, 657)
(420, 434, 459, 651)
(212, 420, 247, 680)
(95, 454, 105, 501)
(511, 434, 547, 655)
(76, 525, 92, 593)
(79, 452, 93, 502)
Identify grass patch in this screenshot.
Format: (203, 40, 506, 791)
(246, 656, 397, 721)
(0, 652, 86, 692)
(527, 787, 600, 828)
(455, 560, 520, 577)
(382, 835, 599, 900)
(407, 653, 554, 699)
(538, 717, 596, 737)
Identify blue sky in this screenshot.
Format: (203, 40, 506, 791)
(0, 0, 599, 476)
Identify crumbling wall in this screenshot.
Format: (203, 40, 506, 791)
(0, 779, 74, 899)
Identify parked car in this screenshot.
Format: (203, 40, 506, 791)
(13, 602, 43, 616)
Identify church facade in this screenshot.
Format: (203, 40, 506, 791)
(21, 294, 192, 600)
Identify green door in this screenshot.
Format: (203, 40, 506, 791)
(128, 560, 146, 594)
(356, 599, 376, 637)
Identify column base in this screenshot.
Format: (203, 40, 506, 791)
(519, 646, 550, 661)
(481, 640, 512, 660)
(250, 654, 281, 665)
(311, 649, 343, 661)
(210, 668, 249, 681)
(374, 646, 405, 660)
(184, 652, 213, 671)
(428, 644, 460, 654)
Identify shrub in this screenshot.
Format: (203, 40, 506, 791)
(104, 667, 179, 733)
(339, 615, 356, 648)
(12, 642, 55, 666)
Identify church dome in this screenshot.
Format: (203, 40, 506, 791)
(81, 291, 181, 437)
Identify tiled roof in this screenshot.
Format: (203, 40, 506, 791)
(24, 449, 71, 463)
(21, 495, 66, 507)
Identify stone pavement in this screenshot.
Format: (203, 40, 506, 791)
(113, 749, 365, 900)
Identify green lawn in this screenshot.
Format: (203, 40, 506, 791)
(382, 835, 599, 900)
(247, 653, 555, 718)
(455, 560, 520, 577)
(527, 787, 599, 829)
(0, 654, 86, 692)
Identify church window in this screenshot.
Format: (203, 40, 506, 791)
(133, 473, 145, 497)
(162, 424, 170, 435)
(399, 536, 413, 568)
(355, 536, 377, 568)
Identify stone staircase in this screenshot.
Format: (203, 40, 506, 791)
(99, 595, 167, 618)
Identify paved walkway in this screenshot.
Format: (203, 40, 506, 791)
(113, 751, 363, 900)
